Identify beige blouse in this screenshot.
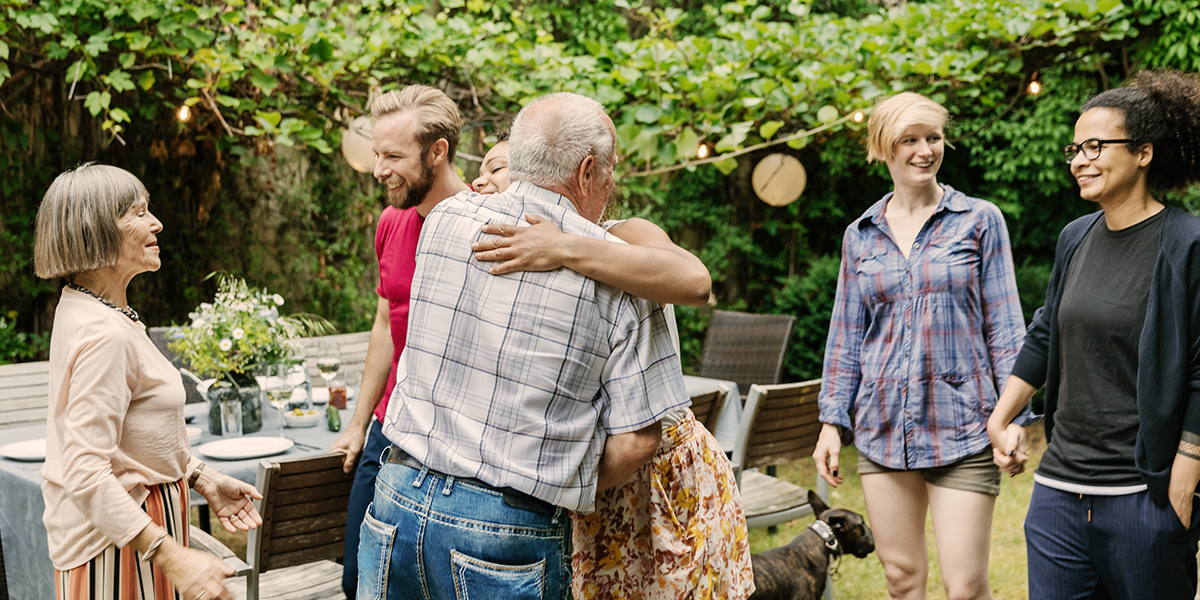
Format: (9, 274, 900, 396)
(41, 286, 199, 570)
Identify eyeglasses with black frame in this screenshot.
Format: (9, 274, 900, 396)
(1062, 138, 1136, 164)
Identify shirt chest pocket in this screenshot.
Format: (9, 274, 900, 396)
(856, 251, 887, 275)
(925, 239, 979, 294)
(856, 249, 900, 304)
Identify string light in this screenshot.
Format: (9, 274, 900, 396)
(178, 105, 191, 121)
(852, 111, 865, 123)
(697, 144, 709, 159)
(1027, 71, 1042, 96)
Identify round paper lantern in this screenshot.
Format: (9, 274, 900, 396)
(752, 153, 806, 207)
(341, 116, 375, 173)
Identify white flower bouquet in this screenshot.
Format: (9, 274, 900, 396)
(169, 275, 331, 379)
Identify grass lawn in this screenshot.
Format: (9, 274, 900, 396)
(194, 427, 1053, 598)
(747, 425, 1049, 600)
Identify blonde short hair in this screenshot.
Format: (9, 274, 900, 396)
(371, 84, 463, 162)
(866, 92, 951, 163)
(34, 163, 148, 279)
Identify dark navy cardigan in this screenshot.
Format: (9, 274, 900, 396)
(1010, 206, 1200, 506)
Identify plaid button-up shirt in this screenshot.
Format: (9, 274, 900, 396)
(819, 185, 1026, 469)
(382, 181, 689, 513)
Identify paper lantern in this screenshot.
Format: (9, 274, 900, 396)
(341, 116, 375, 173)
(752, 153, 806, 207)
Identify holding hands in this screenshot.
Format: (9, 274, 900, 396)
(987, 418, 1029, 476)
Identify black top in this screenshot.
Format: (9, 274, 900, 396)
(1038, 210, 1165, 487)
(1010, 206, 1200, 506)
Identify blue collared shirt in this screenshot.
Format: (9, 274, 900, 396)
(819, 185, 1026, 469)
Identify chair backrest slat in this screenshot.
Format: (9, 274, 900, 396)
(687, 386, 727, 431)
(249, 453, 355, 574)
(731, 379, 822, 481)
(0, 360, 50, 428)
(697, 310, 796, 394)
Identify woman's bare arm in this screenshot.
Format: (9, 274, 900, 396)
(472, 216, 711, 306)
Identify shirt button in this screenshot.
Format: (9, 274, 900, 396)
(912, 242, 920, 250)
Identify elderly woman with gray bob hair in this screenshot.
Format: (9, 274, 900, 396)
(34, 163, 262, 600)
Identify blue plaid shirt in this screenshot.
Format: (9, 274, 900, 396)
(819, 185, 1026, 469)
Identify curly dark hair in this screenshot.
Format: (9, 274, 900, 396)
(1081, 70, 1200, 191)
(495, 128, 510, 143)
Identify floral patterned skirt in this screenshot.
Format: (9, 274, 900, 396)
(572, 410, 755, 600)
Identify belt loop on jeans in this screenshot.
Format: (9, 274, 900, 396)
(443, 475, 456, 496)
(413, 465, 429, 488)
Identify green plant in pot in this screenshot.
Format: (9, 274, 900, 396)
(169, 275, 333, 435)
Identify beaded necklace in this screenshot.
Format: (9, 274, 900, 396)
(67, 282, 140, 322)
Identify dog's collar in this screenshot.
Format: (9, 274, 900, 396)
(809, 520, 841, 558)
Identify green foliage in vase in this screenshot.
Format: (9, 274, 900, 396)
(168, 275, 334, 378)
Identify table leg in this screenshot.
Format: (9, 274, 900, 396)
(198, 505, 212, 534)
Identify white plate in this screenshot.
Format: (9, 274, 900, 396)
(309, 386, 356, 404)
(186, 427, 202, 446)
(0, 438, 47, 461)
(197, 436, 294, 461)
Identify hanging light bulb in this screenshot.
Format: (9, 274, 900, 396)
(852, 111, 865, 123)
(697, 144, 709, 159)
(1028, 80, 1042, 95)
(178, 105, 191, 121)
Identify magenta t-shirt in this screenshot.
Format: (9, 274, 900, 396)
(373, 205, 424, 422)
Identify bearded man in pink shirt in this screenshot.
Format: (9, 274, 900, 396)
(328, 84, 472, 598)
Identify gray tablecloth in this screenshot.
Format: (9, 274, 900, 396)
(0, 401, 358, 600)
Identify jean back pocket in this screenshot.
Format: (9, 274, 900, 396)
(356, 502, 397, 600)
(451, 549, 545, 600)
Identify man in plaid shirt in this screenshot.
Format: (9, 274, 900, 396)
(357, 92, 689, 600)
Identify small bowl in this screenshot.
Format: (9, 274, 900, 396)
(283, 409, 321, 428)
(186, 426, 202, 446)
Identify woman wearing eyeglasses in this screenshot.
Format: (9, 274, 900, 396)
(987, 70, 1200, 598)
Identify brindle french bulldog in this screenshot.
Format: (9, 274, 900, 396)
(749, 490, 875, 600)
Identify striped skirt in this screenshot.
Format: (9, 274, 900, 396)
(55, 479, 190, 600)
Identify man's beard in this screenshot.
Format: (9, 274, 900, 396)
(388, 155, 436, 209)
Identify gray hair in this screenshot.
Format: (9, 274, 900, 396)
(508, 92, 615, 188)
(34, 163, 148, 279)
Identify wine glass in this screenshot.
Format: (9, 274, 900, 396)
(264, 363, 294, 437)
(315, 341, 342, 392)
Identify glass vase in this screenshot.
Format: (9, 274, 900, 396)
(206, 371, 264, 435)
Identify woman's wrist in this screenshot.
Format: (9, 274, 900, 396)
(188, 461, 207, 489)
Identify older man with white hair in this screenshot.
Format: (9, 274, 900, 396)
(356, 92, 689, 599)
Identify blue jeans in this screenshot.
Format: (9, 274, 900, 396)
(342, 419, 390, 598)
(357, 456, 572, 600)
(1026, 482, 1200, 599)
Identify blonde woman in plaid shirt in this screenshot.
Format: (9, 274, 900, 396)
(812, 93, 1025, 600)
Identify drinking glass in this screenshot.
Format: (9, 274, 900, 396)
(315, 341, 342, 389)
(219, 395, 242, 437)
(264, 363, 294, 437)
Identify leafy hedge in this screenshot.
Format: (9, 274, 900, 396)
(2, 0, 1199, 372)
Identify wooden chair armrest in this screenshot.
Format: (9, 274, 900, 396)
(189, 525, 251, 577)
